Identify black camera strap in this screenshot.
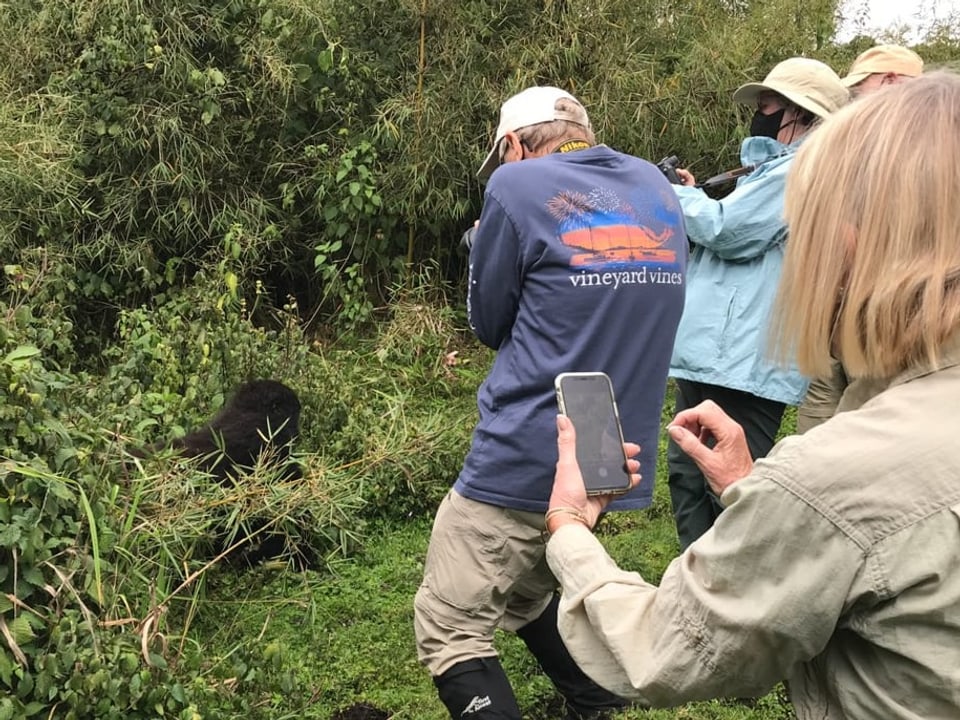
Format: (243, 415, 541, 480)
(698, 165, 756, 188)
(555, 139, 592, 154)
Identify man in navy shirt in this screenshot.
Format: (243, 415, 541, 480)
(414, 86, 688, 719)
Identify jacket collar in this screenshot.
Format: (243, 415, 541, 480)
(841, 331, 960, 412)
(891, 330, 960, 388)
(740, 135, 803, 167)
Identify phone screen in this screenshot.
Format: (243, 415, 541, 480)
(554, 372, 631, 495)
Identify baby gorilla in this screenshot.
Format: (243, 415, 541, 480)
(169, 379, 302, 482)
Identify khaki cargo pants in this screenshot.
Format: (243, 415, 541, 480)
(414, 490, 555, 677)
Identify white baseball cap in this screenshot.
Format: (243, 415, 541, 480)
(477, 86, 591, 180)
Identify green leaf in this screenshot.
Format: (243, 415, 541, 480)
(3, 346, 40, 365)
(22, 701, 45, 717)
(9, 615, 36, 645)
(317, 48, 334, 72)
(22, 567, 45, 588)
(53, 447, 77, 469)
(0, 523, 20, 545)
(45, 479, 75, 503)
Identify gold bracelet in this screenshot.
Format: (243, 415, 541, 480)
(544, 506, 587, 523)
(543, 506, 590, 533)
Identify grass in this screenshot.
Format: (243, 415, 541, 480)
(195, 387, 799, 719)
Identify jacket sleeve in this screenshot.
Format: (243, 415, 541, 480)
(467, 191, 523, 349)
(546, 474, 865, 706)
(673, 168, 788, 262)
(797, 357, 850, 433)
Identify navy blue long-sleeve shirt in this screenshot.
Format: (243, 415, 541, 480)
(455, 145, 688, 512)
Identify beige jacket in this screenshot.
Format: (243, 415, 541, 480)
(547, 335, 960, 719)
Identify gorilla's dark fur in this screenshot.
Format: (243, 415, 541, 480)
(132, 379, 310, 568)
(167, 379, 302, 482)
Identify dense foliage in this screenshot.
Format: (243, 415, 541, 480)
(1, 0, 959, 716)
(7, 0, 957, 338)
(1, 271, 482, 716)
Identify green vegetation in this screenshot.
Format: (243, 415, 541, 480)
(199, 397, 797, 719)
(1, 279, 484, 719)
(1, 0, 958, 717)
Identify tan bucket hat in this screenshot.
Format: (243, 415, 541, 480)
(732, 57, 849, 118)
(842, 45, 924, 87)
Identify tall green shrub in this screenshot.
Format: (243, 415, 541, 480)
(0, 0, 402, 337)
(6, 0, 959, 342)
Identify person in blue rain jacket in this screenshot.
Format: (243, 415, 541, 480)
(667, 57, 849, 550)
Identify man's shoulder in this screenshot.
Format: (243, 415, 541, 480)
(489, 145, 653, 184)
(571, 144, 659, 171)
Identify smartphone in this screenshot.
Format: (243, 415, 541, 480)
(554, 372, 632, 496)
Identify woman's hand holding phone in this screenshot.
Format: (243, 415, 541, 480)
(547, 414, 641, 536)
(554, 372, 634, 496)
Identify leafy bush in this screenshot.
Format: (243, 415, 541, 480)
(0, 309, 205, 718)
(1, 253, 491, 715)
(0, 0, 402, 340)
(320, 267, 488, 519)
(11, 0, 956, 343)
(0, 274, 365, 717)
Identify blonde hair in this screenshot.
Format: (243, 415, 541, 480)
(773, 71, 960, 379)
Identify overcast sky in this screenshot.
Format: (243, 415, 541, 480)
(838, 0, 959, 41)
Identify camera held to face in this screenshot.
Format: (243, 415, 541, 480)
(459, 226, 476, 254)
(657, 155, 683, 185)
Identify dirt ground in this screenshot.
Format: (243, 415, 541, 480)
(329, 702, 391, 720)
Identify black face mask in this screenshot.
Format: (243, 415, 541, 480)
(750, 107, 786, 139)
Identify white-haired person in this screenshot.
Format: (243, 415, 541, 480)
(414, 86, 689, 719)
(666, 57, 848, 550)
(543, 71, 960, 718)
(797, 43, 924, 432)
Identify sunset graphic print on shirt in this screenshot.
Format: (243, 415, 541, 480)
(548, 186, 681, 270)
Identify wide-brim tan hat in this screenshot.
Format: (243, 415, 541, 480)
(842, 44, 924, 87)
(477, 86, 591, 180)
(733, 57, 849, 118)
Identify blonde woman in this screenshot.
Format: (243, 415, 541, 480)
(542, 72, 960, 718)
(796, 43, 926, 432)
